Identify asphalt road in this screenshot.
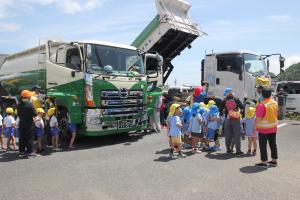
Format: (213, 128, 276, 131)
(0, 120, 300, 200)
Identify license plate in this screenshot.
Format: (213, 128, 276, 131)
(118, 120, 135, 129)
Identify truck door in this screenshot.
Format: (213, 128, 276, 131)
(45, 41, 84, 123)
(46, 41, 84, 91)
(213, 54, 244, 99)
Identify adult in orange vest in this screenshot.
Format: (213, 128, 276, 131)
(255, 87, 278, 167)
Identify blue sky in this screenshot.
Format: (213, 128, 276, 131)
(1, 0, 300, 86)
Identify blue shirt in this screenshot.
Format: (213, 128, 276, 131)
(208, 115, 220, 130)
(182, 119, 190, 134)
(242, 117, 256, 136)
(169, 116, 182, 137)
(188, 114, 202, 133)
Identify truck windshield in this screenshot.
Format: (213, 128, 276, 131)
(277, 82, 300, 94)
(244, 53, 267, 76)
(86, 44, 145, 75)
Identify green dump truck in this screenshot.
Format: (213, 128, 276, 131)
(0, 40, 162, 136)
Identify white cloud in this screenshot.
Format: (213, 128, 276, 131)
(0, 23, 22, 31)
(266, 15, 291, 22)
(22, 0, 105, 14)
(0, 0, 14, 19)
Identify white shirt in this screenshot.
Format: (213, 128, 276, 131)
(50, 116, 58, 127)
(4, 115, 16, 128)
(35, 116, 45, 129)
(16, 117, 20, 128)
(155, 95, 162, 109)
(0, 114, 3, 126)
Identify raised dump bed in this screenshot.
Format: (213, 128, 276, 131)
(132, 0, 204, 83)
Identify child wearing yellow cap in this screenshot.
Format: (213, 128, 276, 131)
(48, 108, 60, 151)
(3, 107, 17, 151)
(0, 111, 4, 150)
(241, 106, 257, 156)
(34, 108, 45, 152)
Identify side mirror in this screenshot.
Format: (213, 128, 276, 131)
(71, 71, 76, 77)
(279, 56, 285, 74)
(239, 72, 243, 81)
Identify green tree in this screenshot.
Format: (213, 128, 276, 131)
(277, 62, 300, 81)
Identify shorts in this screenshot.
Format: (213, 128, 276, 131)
(207, 128, 217, 141)
(183, 131, 190, 136)
(68, 123, 76, 133)
(35, 127, 44, 137)
(171, 136, 181, 145)
(50, 127, 59, 136)
(246, 132, 258, 137)
(5, 127, 15, 137)
(191, 132, 202, 138)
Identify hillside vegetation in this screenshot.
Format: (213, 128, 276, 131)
(277, 62, 300, 81)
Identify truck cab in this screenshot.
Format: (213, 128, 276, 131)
(201, 50, 285, 104)
(202, 50, 270, 104)
(275, 81, 300, 113)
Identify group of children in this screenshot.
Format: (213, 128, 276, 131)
(166, 100, 258, 158)
(0, 105, 76, 153)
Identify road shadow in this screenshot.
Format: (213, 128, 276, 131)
(154, 148, 201, 162)
(0, 130, 157, 162)
(153, 156, 173, 162)
(0, 150, 20, 162)
(240, 166, 268, 174)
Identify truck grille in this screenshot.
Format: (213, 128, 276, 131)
(100, 90, 144, 116)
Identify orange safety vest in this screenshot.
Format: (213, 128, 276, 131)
(256, 98, 278, 130)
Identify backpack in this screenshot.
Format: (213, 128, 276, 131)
(225, 98, 241, 120)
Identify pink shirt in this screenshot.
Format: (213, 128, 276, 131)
(256, 103, 277, 134)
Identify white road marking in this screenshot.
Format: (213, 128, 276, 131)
(278, 123, 288, 128)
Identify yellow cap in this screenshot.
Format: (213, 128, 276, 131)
(47, 108, 56, 116)
(256, 77, 270, 87)
(36, 108, 45, 114)
(6, 107, 14, 114)
(245, 107, 256, 118)
(168, 103, 180, 116)
(200, 102, 208, 109)
(207, 100, 216, 108)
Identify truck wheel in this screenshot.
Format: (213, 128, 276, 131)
(57, 108, 69, 147)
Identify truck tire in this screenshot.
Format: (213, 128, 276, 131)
(57, 107, 69, 147)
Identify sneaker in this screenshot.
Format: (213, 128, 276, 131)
(252, 150, 257, 156)
(53, 148, 62, 152)
(213, 146, 222, 151)
(247, 149, 251, 155)
(19, 152, 26, 158)
(192, 148, 202, 154)
(178, 152, 187, 158)
(255, 162, 268, 168)
(28, 152, 38, 157)
(226, 150, 233, 154)
(267, 161, 277, 167)
(236, 151, 244, 156)
(171, 153, 178, 159)
(169, 149, 174, 157)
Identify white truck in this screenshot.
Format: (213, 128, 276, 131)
(201, 50, 285, 105)
(275, 81, 300, 113)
